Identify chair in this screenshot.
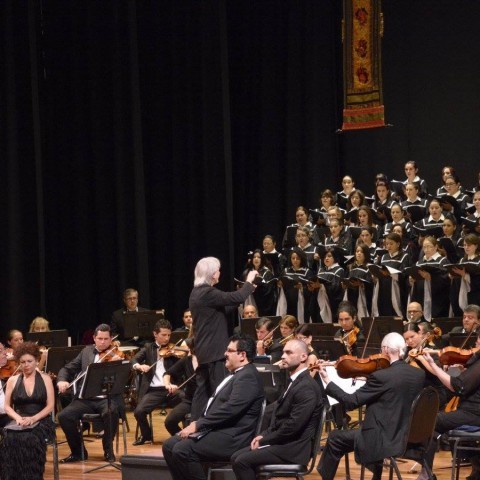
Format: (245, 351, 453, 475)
(206, 398, 268, 480)
(359, 386, 439, 480)
(255, 405, 327, 479)
(79, 410, 129, 459)
(447, 425, 480, 480)
(48, 411, 60, 480)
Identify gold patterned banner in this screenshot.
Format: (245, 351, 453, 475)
(342, 0, 385, 130)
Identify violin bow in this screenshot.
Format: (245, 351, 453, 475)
(166, 372, 197, 396)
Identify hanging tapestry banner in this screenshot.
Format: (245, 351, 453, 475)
(342, 0, 385, 130)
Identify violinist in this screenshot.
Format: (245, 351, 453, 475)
(421, 323, 480, 480)
(295, 324, 319, 378)
(29, 316, 51, 371)
(131, 319, 181, 445)
(0, 342, 10, 427)
(317, 332, 425, 480)
(443, 305, 480, 349)
(403, 323, 448, 408)
(163, 337, 197, 436)
(56, 323, 123, 463)
(268, 315, 299, 363)
(254, 317, 275, 356)
(333, 301, 364, 357)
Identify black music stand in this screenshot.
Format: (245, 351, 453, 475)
(312, 339, 348, 361)
(240, 316, 281, 339)
(123, 311, 164, 339)
(45, 345, 84, 376)
(360, 317, 404, 345)
(79, 360, 131, 473)
(26, 329, 69, 348)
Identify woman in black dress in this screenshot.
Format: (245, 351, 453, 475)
(0, 342, 55, 480)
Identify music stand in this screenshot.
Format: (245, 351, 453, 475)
(79, 360, 131, 473)
(26, 329, 69, 348)
(312, 339, 348, 361)
(170, 331, 189, 345)
(240, 316, 281, 339)
(45, 345, 84, 376)
(361, 317, 404, 345)
(448, 333, 477, 349)
(123, 311, 165, 339)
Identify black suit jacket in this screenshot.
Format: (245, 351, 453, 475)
(326, 360, 425, 465)
(189, 282, 255, 364)
(131, 342, 178, 398)
(259, 369, 323, 465)
(194, 363, 265, 456)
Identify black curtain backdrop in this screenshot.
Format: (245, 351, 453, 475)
(1, 0, 480, 341)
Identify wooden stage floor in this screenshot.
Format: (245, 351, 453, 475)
(45, 409, 466, 480)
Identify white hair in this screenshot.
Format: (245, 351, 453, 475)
(193, 257, 221, 287)
(381, 332, 406, 358)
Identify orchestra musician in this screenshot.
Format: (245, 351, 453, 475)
(131, 319, 181, 445)
(110, 288, 149, 342)
(421, 308, 480, 480)
(254, 317, 276, 356)
(402, 323, 449, 409)
(268, 315, 299, 363)
(6, 329, 24, 351)
(316, 332, 425, 480)
(333, 301, 364, 357)
(174, 309, 193, 333)
(0, 342, 10, 428)
(29, 317, 51, 371)
(56, 323, 124, 463)
(162, 337, 197, 436)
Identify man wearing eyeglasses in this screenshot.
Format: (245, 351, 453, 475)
(406, 301, 426, 324)
(162, 333, 264, 480)
(316, 332, 425, 480)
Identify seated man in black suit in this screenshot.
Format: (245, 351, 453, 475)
(110, 288, 148, 342)
(56, 324, 124, 463)
(231, 339, 323, 480)
(162, 333, 264, 480)
(131, 319, 181, 445)
(317, 332, 425, 480)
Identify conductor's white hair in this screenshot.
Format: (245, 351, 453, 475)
(194, 257, 221, 287)
(381, 332, 406, 358)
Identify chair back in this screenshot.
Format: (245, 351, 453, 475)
(308, 406, 327, 472)
(403, 386, 439, 452)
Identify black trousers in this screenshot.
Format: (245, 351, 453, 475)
(133, 387, 180, 438)
(57, 397, 120, 456)
(231, 446, 286, 480)
(424, 409, 480, 469)
(165, 399, 192, 435)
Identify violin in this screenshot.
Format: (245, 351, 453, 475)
(98, 345, 125, 362)
(437, 346, 480, 366)
(0, 359, 19, 379)
(158, 344, 189, 359)
(339, 327, 360, 355)
(309, 354, 390, 379)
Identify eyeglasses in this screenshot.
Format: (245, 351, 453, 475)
(407, 310, 421, 314)
(225, 348, 242, 354)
